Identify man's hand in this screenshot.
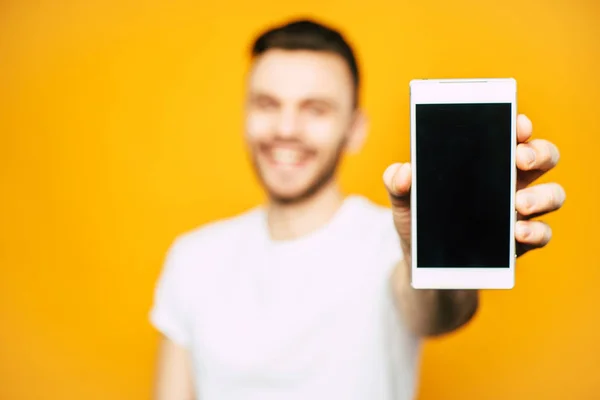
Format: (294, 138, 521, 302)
(382, 114, 566, 337)
(383, 113, 565, 260)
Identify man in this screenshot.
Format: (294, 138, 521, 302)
(149, 18, 565, 400)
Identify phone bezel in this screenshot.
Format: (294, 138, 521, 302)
(409, 78, 517, 290)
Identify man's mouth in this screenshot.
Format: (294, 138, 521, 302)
(261, 145, 313, 169)
(272, 148, 302, 165)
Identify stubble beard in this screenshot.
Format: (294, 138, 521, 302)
(251, 137, 348, 206)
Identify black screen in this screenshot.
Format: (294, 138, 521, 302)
(415, 103, 512, 268)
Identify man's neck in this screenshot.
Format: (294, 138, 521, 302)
(266, 182, 346, 241)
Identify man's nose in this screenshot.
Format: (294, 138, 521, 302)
(276, 108, 302, 139)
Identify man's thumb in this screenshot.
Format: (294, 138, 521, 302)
(383, 162, 412, 208)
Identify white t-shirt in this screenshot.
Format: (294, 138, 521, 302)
(149, 195, 422, 400)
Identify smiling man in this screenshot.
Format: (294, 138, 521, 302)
(149, 19, 566, 400)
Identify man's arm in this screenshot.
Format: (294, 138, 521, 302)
(383, 114, 564, 338)
(391, 257, 479, 337)
(153, 337, 196, 400)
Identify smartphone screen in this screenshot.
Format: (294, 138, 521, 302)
(415, 103, 513, 268)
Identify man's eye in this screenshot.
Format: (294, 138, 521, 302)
(306, 105, 328, 115)
(255, 99, 277, 110)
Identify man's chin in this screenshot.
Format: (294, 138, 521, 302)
(266, 187, 311, 205)
(255, 156, 341, 206)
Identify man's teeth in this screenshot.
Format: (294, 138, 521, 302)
(272, 149, 301, 164)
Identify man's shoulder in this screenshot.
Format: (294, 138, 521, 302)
(347, 195, 394, 229)
(168, 206, 263, 259)
(354, 195, 392, 215)
(346, 195, 401, 256)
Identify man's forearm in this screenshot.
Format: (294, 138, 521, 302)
(391, 257, 479, 337)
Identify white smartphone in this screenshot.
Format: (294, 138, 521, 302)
(409, 78, 517, 290)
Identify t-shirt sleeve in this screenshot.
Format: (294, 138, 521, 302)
(149, 238, 191, 347)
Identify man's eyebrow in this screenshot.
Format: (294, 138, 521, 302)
(248, 91, 278, 101)
(301, 97, 338, 109)
(248, 91, 339, 108)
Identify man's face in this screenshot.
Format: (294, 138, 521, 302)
(244, 49, 361, 204)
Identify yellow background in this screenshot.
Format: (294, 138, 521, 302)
(1, 1, 599, 399)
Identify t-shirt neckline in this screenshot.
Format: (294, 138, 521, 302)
(256, 195, 361, 249)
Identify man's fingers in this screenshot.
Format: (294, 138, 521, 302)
(383, 162, 412, 201)
(516, 114, 533, 143)
(516, 182, 566, 218)
(516, 138, 560, 173)
(515, 220, 552, 248)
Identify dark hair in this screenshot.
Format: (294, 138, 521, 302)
(251, 18, 360, 105)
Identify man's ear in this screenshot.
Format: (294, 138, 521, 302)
(346, 109, 369, 154)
